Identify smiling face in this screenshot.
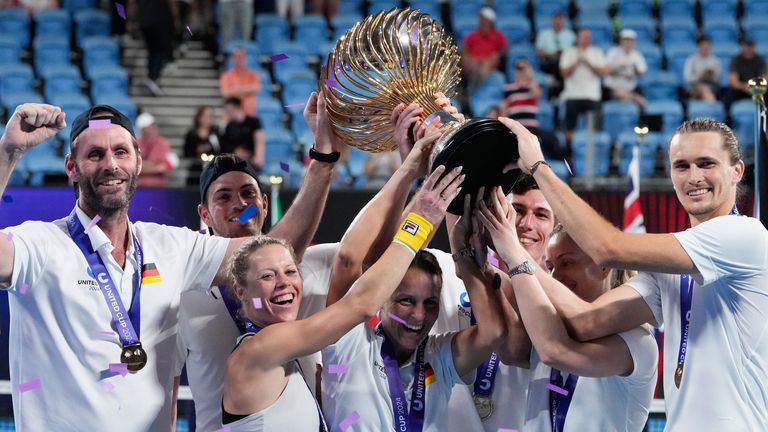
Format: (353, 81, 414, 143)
(381, 267, 442, 356)
(198, 171, 268, 238)
(546, 231, 611, 302)
(511, 189, 556, 263)
(234, 243, 302, 326)
(65, 124, 142, 217)
(669, 131, 744, 225)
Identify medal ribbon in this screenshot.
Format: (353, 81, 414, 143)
(247, 325, 328, 432)
(470, 312, 500, 399)
(549, 369, 579, 432)
(376, 325, 428, 432)
(219, 285, 260, 334)
(675, 204, 740, 388)
(66, 209, 142, 347)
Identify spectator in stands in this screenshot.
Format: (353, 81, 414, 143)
(219, 0, 253, 46)
(604, 29, 647, 109)
(485, 105, 502, 118)
(136, 112, 175, 187)
(220, 47, 262, 117)
(684, 36, 721, 102)
(726, 36, 766, 108)
(276, 0, 304, 19)
(184, 106, 221, 186)
(363, 151, 400, 189)
(309, 0, 338, 20)
(18, 0, 58, 14)
(504, 59, 566, 158)
(462, 6, 508, 90)
(220, 97, 265, 170)
(136, 0, 179, 97)
(535, 10, 575, 97)
(559, 28, 608, 145)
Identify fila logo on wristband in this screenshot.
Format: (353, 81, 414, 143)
(402, 220, 419, 235)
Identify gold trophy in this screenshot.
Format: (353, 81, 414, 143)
(320, 8, 520, 214)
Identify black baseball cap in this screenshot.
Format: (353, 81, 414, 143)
(70, 104, 135, 144)
(199, 154, 261, 204)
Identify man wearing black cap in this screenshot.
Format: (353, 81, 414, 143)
(175, 91, 341, 432)
(0, 95, 338, 430)
(726, 36, 767, 108)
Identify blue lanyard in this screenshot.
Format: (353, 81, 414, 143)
(219, 285, 260, 334)
(245, 325, 329, 432)
(675, 204, 741, 388)
(470, 312, 501, 398)
(376, 325, 428, 432)
(66, 209, 143, 346)
(549, 369, 579, 432)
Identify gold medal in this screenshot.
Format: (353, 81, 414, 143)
(473, 394, 493, 421)
(121, 343, 148, 372)
(674, 363, 684, 388)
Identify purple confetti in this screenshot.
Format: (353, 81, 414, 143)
(324, 78, 338, 88)
(338, 411, 360, 431)
(284, 103, 306, 108)
(94, 330, 116, 336)
(252, 298, 262, 309)
(212, 428, 231, 432)
(102, 381, 115, 392)
(4, 231, 12, 242)
(88, 119, 111, 129)
(547, 383, 569, 396)
(563, 159, 573, 176)
(19, 283, 28, 294)
(109, 363, 129, 378)
(115, 3, 126, 20)
(2, 194, 12, 203)
(487, 254, 499, 268)
(387, 312, 407, 326)
(18, 378, 41, 393)
(279, 162, 290, 173)
(497, 429, 518, 432)
(84, 215, 101, 234)
(270, 53, 289, 62)
(327, 364, 349, 374)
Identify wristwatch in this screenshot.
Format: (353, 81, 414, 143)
(507, 260, 536, 277)
(309, 146, 341, 163)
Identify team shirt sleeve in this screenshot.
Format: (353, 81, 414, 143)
(156, 225, 229, 292)
(625, 271, 664, 327)
(322, 322, 370, 367)
(3, 222, 50, 292)
(673, 216, 768, 286)
(616, 326, 659, 387)
(425, 332, 465, 388)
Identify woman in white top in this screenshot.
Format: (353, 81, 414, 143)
(220, 131, 464, 431)
(477, 186, 658, 432)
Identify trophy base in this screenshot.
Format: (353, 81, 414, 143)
(430, 118, 521, 215)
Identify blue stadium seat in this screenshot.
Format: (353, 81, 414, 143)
(0, 35, 21, 65)
(282, 74, 316, 106)
(41, 64, 82, 100)
(571, 131, 612, 176)
(742, 15, 768, 36)
(368, 0, 399, 15)
(507, 44, 538, 78)
(3, 93, 43, 114)
(0, 8, 30, 48)
(533, 0, 569, 23)
(645, 99, 683, 135)
(711, 42, 739, 59)
(81, 37, 120, 78)
(288, 106, 310, 137)
(450, 2, 482, 25)
(618, 0, 652, 17)
(62, 0, 96, 14)
(703, 19, 738, 45)
(270, 41, 310, 80)
(90, 66, 129, 100)
(601, 101, 640, 141)
(338, 0, 364, 15)
(258, 68, 273, 97)
(35, 9, 71, 40)
(661, 19, 695, 46)
(263, 128, 295, 166)
(617, 18, 655, 45)
(453, 16, 476, 44)
(225, 40, 260, 69)
(618, 132, 658, 176)
(293, 15, 328, 55)
(256, 97, 285, 130)
(497, 17, 531, 45)
(746, 1, 768, 17)
(49, 94, 91, 126)
(93, 94, 136, 124)
(24, 138, 66, 186)
(331, 13, 363, 40)
(538, 100, 555, 129)
(636, 43, 662, 72)
(495, 0, 526, 18)
(687, 100, 725, 122)
(577, 0, 612, 15)
(660, 0, 694, 22)
(409, 0, 440, 17)
(33, 37, 71, 76)
(642, 71, 680, 102)
(74, 9, 110, 47)
(255, 14, 290, 52)
(665, 43, 695, 77)
(581, 17, 613, 47)
(729, 99, 757, 154)
(0, 64, 34, 102)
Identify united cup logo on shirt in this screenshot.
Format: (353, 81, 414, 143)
(402, 220, 419, 235)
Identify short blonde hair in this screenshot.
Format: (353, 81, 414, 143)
(228, 236, 298, 288)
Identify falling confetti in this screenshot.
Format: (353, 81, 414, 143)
(89, 119, 111, 129)
(327, 364, 349, 375)
(280, 162, 290, 173)
(366, 315, 380, 328)
(212, 427, 231, 432)
(487, 254, 499, 268)
(115, 3, 126, 20)
(252, 298, 262, 309)
(94, 330, 116, 336)
(19, 283, 28, 294)
(101, 381, 115, 392)
(84, 215, 101, 234)
(3, 231, 12, 242)
(387, 312, 407, 326)
(564, 159, 573, 176)
(324, 78, 338, 88)
(238, 204, 258, 224)
(284, 103, 306, 109)
(109, 363, 129, 378)
(497, 429, 518, 432)
(547, 383, 569, 396)
(338, 411, 360, 431)
(270, 53, 289, 62)
(18, 378, 41, 393)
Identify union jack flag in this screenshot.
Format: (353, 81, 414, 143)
(623, 142, 646, 233)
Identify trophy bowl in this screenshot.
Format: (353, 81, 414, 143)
(320, 7, 520, 214)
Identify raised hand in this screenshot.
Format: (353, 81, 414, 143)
(0, 103, 66, 155)
(400, 129, 441, 176)
(410, 165, 465, 228)
(304, 89, 342, 154)
(434, 92, 465, 122)
(497, 117, 545, 174)
(475, 186, 525, 265)
(391, 103, 424, 163)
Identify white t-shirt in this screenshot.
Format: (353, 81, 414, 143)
(559, 46, 606, 101)
(175, 243, 337, 432)
(604, 47, 647, 93)
(627, 215, 768, 431)
(321, 323, 463, 432)
(4, 206, 229, 432)
(429, 248, 531, 432)
(522, 326, 658, 431)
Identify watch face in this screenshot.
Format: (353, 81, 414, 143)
(523, 261, 535, 274)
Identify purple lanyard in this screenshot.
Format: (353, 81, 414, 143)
(675, 204, 740, 387)
(246, 325, 329, 432)
(470, 312, 500, 398)
(66, 209, 142, 346)
(549, 368, 579, 432)
(219, 285, 260, 335)
(376, 325, 428, 432)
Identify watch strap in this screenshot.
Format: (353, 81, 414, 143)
(309, 146, 341, 163)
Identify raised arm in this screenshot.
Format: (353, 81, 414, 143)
(499, 117, 696, 274)
(238, 165, 465, 369)
(477, 187, 638, 377)
(269, 91, 338, 259)
(0, 104, 66, 286)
